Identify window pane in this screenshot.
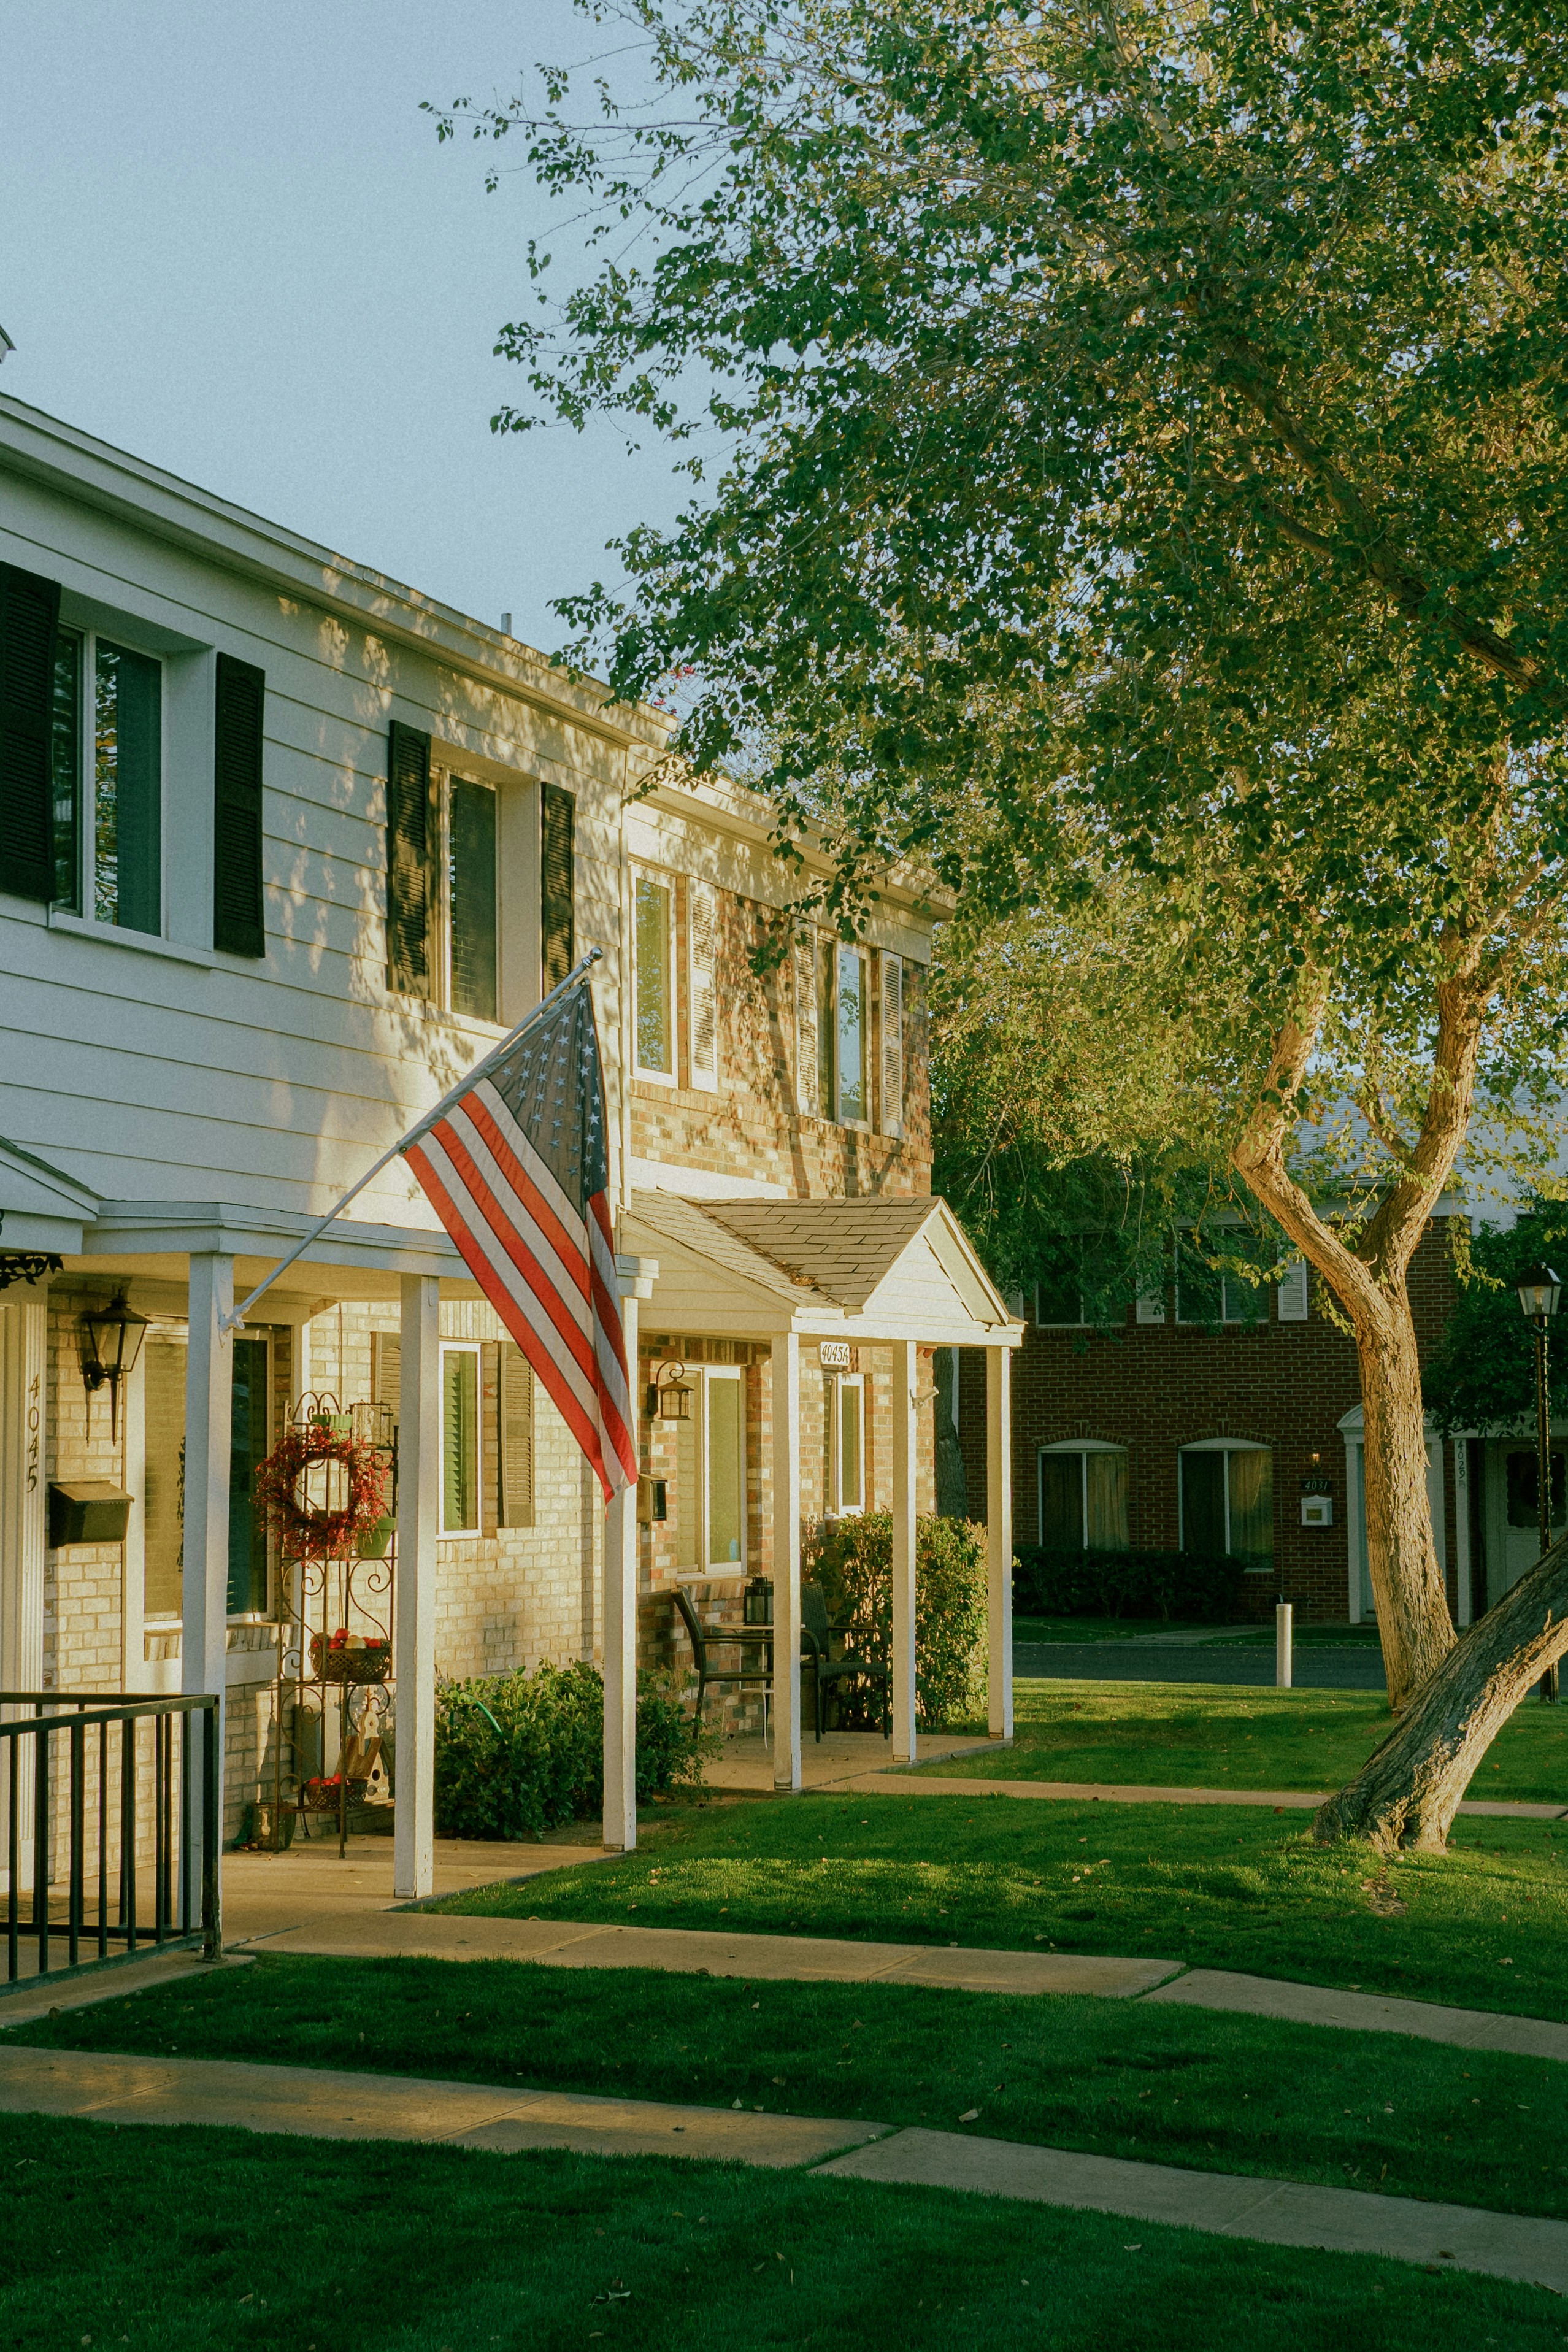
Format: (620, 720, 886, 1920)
(1035, 1258, 1082, 1325)
(1039, 1453, 1085, 1548)
(1505, 1448, 1566, 1529)
(52, 629, 81, 909)
(817, 940, 836, 1113)
(143, 1337, 186, 1617)
(707, 1377, 744, 1564)
(635, 876, 673, 1072)
(1181, 1451, 1227, 1554)
(837, 947, 866, 1121)
(228, 1337, 269, 1613)
(94, 640, 161, 934)
(838, 1380, 863, 1512)
(1176, 1240, 1223, 1324)
(1085, 1451, 1129, 1549)
(448, 778, 498, 1020)
(675, 1406, 699, 1569)
(1227, 1449, 1273, 1562)
(1221, 1268, 1269, 1324)
(442, 1350, 478, 1532)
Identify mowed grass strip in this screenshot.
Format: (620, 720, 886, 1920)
(918, 1680, 1568, 1802)
(15, 1950, 1568, 2221)
(433, 1793, 1568, 2018)
(1, 2114, 1564, 2352)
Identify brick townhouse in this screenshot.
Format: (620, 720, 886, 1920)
(0, 391, 1021, 1916)
(959, 1215, 1523, 1629)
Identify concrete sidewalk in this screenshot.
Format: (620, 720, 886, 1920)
(2, 2040, 1564, 2298)
(857, 1772, 1568, 1820)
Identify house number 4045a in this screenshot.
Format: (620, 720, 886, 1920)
(818, 1342, 853, 1370)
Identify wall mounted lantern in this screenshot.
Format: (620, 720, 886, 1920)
(77, 1289, 150, 1442)
(648, 1361, 693, 1421)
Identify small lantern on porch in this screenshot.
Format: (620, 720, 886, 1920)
(648, 1360, 693, 1421)
(77, 1289, 150, 1442)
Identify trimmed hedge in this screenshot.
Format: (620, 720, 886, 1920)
(810, 1512, 988, 1729)
(434, 1659, 713, 1842)
(1012, 1543, 1249, 1624)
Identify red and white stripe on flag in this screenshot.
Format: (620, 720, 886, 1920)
(402, 986, 637, 1504)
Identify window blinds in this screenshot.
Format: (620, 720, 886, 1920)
(498, 1341, 536, 1528)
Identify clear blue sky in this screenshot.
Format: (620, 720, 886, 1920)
(0, 0, 684, 656)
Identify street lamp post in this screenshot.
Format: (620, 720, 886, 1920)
(1516, 1264, 1562, 1704)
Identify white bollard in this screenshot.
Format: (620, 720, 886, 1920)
(1275, 1601, 1293, 1690)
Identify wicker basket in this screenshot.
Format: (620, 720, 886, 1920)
(309, 1633, 392, 1685)
(299, 1775, 370, 1814)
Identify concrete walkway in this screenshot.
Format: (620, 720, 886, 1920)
(2, 2040, 1564, 2297)
(861, 1772, 1568, 1820)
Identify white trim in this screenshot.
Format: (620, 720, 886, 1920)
(834, 943, 872, 1127)
(1037, 1440, 1129, 1551)
(1277, 1260, 1310, 1321)
(701, 1362, 747, 1570)
(1040, 1436, 1125, 1454)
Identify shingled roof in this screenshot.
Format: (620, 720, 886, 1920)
(698, 1196, 943, 1310)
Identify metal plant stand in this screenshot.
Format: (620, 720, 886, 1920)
(268, 1395, 397, 1857)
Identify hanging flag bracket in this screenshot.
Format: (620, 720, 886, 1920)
(218, 947, 605, 1335)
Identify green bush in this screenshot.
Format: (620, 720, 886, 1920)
(810, 1512, 988, 1729)
(434, 1660, 712, 1842)
(1012, 1543, 1248, 1624)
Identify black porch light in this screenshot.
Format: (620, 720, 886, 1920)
(77, 1289, 151, 1441)
(649, 1361, 693, 1421)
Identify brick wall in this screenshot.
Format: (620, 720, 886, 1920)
(961, 1219, 1462, 1625)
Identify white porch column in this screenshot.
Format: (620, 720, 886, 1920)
(394, 1274, 439, 1901)
(0, 1292, 48, 1885)
(890, 1337, 918, 1764)
(602, 1290, 640, 1852)
(986, 1344, 1013, 1742)
(182, 1253, 234, 1916)
(771, 1332, 802, 1792)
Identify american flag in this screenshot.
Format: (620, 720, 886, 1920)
(403, 979, 637, 1503)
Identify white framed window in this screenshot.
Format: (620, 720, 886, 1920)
(440, 1342, 482, 1535)
(1038, 1440, 1128, 1549)
(1180, 1439, 1272, 1566)
(688, 877, 720, 1091)
(829, 1372, 866, 1515)
(52, 625, 164, 935)
(634, 868, 677, 1080)
(1176, 1232, 1274, 1326)
(796, 934, 873, 1127)
(673, 1364, 747, 1572)
(835, 944, 869, 1123)
(445, 773, 498, 1021)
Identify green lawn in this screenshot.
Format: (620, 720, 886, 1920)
(2, 2113, 1557, 2352)
(15, 1950, 1568, 2223)
(431, 1792, 1568, 2018)
(919, 1680, 1568, 1801)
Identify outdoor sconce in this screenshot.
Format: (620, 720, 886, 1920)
(1517, 1265, 1562, 1324)
(77, 1289, 150, 1442)
(647, 1361, 693, 1421)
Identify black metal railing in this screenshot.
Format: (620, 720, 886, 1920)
(1, 1692, 220, 1986)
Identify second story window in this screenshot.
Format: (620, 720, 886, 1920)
(634, 869, 676, 1078)
(53, 628, 163, 936)
(447, 775, 498, 1021)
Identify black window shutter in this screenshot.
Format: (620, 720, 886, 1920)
(540, 780, 575, 989)
(212, 653, 266, 956)
(386, 719, 432, 995)
(0, 561, 61, 904)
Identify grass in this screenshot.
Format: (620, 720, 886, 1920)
(1012, 1617, 1383, 1647)
(430, 1791, 1568, 2018)
(14, 1949, 1568, 2222)
(2, 2111, 1559, 2352)
(916, 1679, 1568, 1801)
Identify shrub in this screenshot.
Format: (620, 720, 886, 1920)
(1012, 1544, 1248, 1624)
(810, 1512, 988, 1729)
(433, 1659, 712, 1842)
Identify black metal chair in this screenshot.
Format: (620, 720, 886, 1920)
(800, 1580, 891, 1742)
(672, 1585, 774, 1725)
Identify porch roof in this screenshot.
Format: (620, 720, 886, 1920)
(623, 1189, 1023, 1349)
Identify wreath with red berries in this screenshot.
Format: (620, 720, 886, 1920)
(253, 1420, 390, 1561)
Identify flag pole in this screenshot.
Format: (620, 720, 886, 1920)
(219, 947, 604, 1335)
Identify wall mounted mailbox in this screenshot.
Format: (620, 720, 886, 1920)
(48, 1480, 134, 1548)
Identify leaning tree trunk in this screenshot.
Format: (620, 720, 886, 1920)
(1353, 1291, 1456, 1712)
(1315, 1534, 1568, 1851)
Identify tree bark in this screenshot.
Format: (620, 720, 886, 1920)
(1314, 1536, 1568, 1851)
(1352, 1291, 1455, 1709)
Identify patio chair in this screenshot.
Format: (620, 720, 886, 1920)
(672, 1585, 774, 1726)
(800, 1580, 891, 1742)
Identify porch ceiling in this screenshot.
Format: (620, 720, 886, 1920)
(624, 1188, 1023, 1349)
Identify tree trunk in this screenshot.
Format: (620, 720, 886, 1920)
(1351, 1288, 1455, 1712)
(1315, 1535, 1568, 1851)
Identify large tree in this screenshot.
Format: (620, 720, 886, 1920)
(440, 0, 1568, 1842)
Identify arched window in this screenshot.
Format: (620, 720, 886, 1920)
(1039, 1440, 1129, 1550)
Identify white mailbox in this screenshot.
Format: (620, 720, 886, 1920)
(1301, 1494, 1334, 1529)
